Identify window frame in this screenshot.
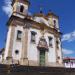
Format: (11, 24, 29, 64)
(48, 37, 53, 47)
(53, 20, 57, 28)
(31, 31, 37, 43)
(17, 30, 22, 41)
(56, 40, 59, 49)
(20, 5, 24, 13)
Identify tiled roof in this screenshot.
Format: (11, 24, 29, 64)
(63, 57, 75, 60)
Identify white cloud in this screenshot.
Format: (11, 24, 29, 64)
(2, 0, 13, 17)
(62, 48, 75, 55)
(62, 31, 75, 42)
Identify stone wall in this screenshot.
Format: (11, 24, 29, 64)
(0, 64, 75, 75)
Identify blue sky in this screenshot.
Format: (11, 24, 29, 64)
(0, 0, 75, 58)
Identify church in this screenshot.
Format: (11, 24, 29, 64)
(3, 0, 63, 67)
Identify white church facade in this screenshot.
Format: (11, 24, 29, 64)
(3, 0, 63, 67)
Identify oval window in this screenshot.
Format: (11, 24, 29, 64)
(15, 50, 19, 54)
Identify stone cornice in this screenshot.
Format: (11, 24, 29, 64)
(7, 15, 61, 38)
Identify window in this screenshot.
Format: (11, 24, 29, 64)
(56, 40, 59, 49)
(48, 37, 53, 47)
(17, 30, 22, 40)
(53, 20, 56, 28)
(15, 50, 19, 55)
(31, 31, 36, 43)
(20, 5, 24, 12)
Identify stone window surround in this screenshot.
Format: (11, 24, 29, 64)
(48, 36, 53, 47)
(17, 30, 22, 41)
(31, 31, 37, 43)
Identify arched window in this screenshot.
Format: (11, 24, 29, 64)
(20, 5, 24, 12)
(53, 20, 56, 28)
(31, 31, 37, 43)
(48, 37, 53, 47)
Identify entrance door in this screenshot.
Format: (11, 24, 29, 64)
(40, 50, 45, 66)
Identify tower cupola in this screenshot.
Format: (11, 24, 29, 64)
(12, 0, 30, 18)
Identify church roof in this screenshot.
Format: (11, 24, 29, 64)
(64, 57, 75, 60)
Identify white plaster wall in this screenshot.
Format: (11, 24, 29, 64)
(0, 55, 2, 63)
(28, 28, 59, 63)
(34, 17, 49, 26)
(34, 17, 41, 23)
(44, 32, 56, 63)
(28, 28, 41, 61)
(12, 25, 23, 60)
(57, 38, 63, 63)
(33, 16, 59, 31)
(64, 63, 75, 68)
(13, 14, 25, 18)
(4, 26, 13, 59)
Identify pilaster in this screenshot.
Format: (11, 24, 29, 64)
(6, 25, 15, 64)
(20, 24, 29, 65)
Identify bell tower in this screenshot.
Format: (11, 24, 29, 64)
(12, 0, 30, 18)
(3, 0, 30, 65)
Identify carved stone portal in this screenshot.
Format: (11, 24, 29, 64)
(37, 36, 48, 51)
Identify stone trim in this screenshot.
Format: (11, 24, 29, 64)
(6, 25, 15, 64)
(8, 15, 61, 37)
(38, 49, 48, 66)
(13, 12, 27, 17)
(54, 37, 58, 64)
(54, 37, 63, 66)
(45, 51, 48, 66)
(11, 19, 24, 26)
(58, 37, 64, 64)
(20, 26, 29, 65)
